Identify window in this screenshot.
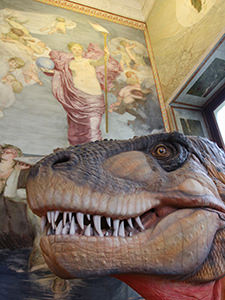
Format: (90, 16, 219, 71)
(203, 85, 225, 150)
(214, 101, 225, 144)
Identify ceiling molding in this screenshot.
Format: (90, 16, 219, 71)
(70, 0, 155, 21)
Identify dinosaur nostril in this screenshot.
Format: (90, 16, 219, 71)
(52, 152, 73, 168)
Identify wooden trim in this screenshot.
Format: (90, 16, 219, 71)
(172, 101, 202, 109)
(171, 106, 203, 112)
(170, 106, 178, 131)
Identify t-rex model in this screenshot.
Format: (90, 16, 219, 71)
(26, 132, 225, 300)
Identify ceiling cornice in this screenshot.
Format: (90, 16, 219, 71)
(69, 0, 155, 21)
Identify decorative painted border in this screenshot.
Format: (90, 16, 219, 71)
(33, 0, 170, 132)
(34, 0, 146, 30)
(144, 30, 171, 132)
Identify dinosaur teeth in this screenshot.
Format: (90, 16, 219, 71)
(54, 211, 60, 222)
(119, 221, 125, 237)
(84, 224, 92, 236)
(127, 218, 133, 229)
(47, 212, 51, 223)
(135, 216, 144, 230)
(51, 212, 56, 229)
(69, 216, 76, 235)
(56, 220, 63, 235)
(62, 223, 70, 235)
(45, 211, 146, 238)
(63, 212, 67, 226)
(106, 217, 111, 227)
(69, 212, 72, 223)
(113, 219, 119, 236)
(93, 215, 103, 237)
(41, 216, 46, 232)
(76, 212, 84, 230)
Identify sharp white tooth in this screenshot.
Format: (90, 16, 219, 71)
(47, 212, 51, 223)
(63, 212, 67, 226)
(84, 224, 91, 236)
(129, 232, 133, 237)
(41, 216, 46, 232)
(105, 231, 109, 236)
(135, 216, 144, 230)
(56, 220, 63, 235)
(93, 215, 103, 237)
(94, 230, 99, 236)
(119, 221, 125, 237)
(106, 217, 111, 228)
(69, 212, 72, 222)
(54, 211, 60, 222)
(62, 223, 69, 235)
(113, 219, 119, 236)
(51, 212, 55, 229)
(87, 214, 91, 221)
(128, 218, 134, 229)
(69, 217, 76, 235)
(77, 212, 84, 230)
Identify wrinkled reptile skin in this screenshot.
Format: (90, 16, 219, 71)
(26, 132, 225, 298)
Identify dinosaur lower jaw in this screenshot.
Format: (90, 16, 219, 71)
(115, 274, 222, 300)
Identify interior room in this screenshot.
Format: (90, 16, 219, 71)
(0, 0, 224, 299)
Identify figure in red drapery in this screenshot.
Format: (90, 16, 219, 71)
(42, 43, 122, 145)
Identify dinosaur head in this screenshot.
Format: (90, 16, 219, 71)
(26, 132, 225, 286)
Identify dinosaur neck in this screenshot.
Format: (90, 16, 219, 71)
(115, 274, 222, 300)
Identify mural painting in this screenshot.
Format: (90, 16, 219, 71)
(0, 0, 165, 299)
(0, 0, 164, 156)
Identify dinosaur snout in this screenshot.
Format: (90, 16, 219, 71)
(29, 150, 78, 179)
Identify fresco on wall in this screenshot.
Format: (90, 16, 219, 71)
(0, 0, 163, 298)
(0, 0, 164, 155)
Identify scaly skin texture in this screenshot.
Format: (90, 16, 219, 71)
(26, 132, 225, 299)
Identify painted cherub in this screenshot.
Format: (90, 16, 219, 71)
(8, 56, 42, 86)
(109, 71, 146, 114)
(40, 17, 76, 35)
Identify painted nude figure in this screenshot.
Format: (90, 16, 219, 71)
(40, 42, 121, 145)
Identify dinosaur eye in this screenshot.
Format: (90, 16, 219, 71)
(151, 144, 171, 159)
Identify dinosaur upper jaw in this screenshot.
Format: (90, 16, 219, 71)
(38, 207, 223, 281)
